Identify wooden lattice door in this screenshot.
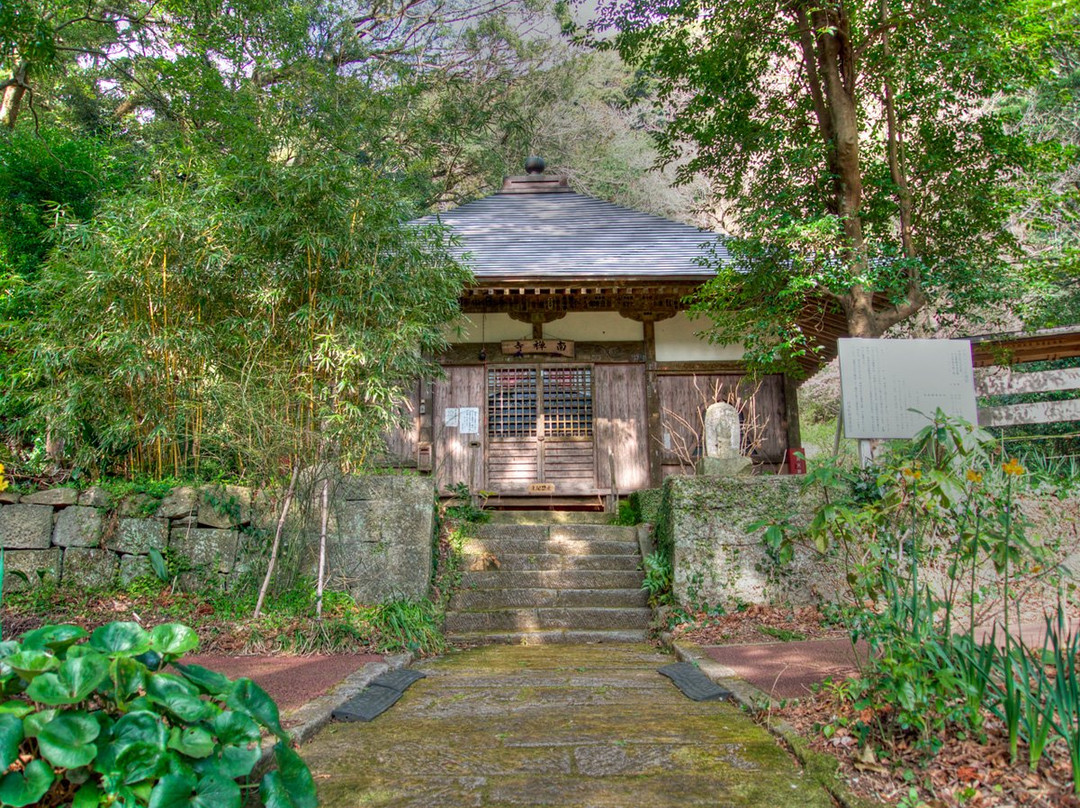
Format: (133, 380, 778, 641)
(486, 365, 596, 494)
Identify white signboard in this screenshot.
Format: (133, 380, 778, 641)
(838, 338, 977, 439)
(444, 408, 459, 428)
(458, 407, 480, 435)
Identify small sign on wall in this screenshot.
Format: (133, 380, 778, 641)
(444, 408, 459, 427)
(529, 483, 555, 493)
(458, 407, 480, 435)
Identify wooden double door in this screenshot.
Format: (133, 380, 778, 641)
(434, 363, 649, 497)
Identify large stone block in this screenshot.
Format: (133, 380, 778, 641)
(118, 553, 153, 584)
(53, 506, 105, 548)
(197, 485, 251, 529)
(318, 475, 434, 602)
(155, 486, 197, 519)
(118, 494, 156, 517)
(109, 518, 168, 555)
(23, 488, 78, 506)
(0, 492, 20, 504)
(664, 476, 834, 608)
(2, 548, 61, 593)
(169, 527, 239, 574)
(62, 547, 118, 590)
(78, 486, 112, 508)
(0, 504, 54, 549)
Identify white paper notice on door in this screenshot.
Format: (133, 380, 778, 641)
(444, 408, 459, 427)
(458, 407, 480, 435)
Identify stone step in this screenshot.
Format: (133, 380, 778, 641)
(443, 607, 652, 634)
(446, 628, 648, 645)
(484, 511, 615, 526)
(462, 553, 641, 572)
(461, 537, 637, 557)
(459, 569, 644, 591)
(471, 523, 638, 543)
(450, 587, 649, 611)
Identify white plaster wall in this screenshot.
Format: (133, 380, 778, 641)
(655, 312, 743, 362)
(443, 314, 524, 343)
(443, 312, 644, 343)
(544, 313, 643, 342)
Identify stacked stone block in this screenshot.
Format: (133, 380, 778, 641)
(0, 477, 435, 601)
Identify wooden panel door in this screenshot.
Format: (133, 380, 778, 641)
(433, 366, 485, 493)
(486, 365, 597, 494)
(594, 364, 649, 493)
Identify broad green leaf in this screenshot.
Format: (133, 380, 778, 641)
(0, 701, 32, 717)
(172, 662, 232, 696)
(135, 650, 164, 672)
(146, 673, 217, 723)
(89, 622, 152, 657)
(168, 725, 215, 759)
(148, 548, 169, 583)
(4, 649, 58, 680)
(108, 656, 147, 702)
(73, 782, 103, 808)
(27, 652, 109, 705)
(273, 741, 318, 808)
(0, 759, 55, 807)
(227, 677, 285, 738)
(0, 713, 24, 770)
(259, 771, 294, 808)
(115, 742, 170, 785)
(37, 711, 101, 769)
(150, 624, 199, 658)
(109, 711, 169, 756)
(22, 708, 57, 737)
(194, 710, 261, 778)
(148, 772, 241, 808)
(0, 641, 19, 660)
(19, 624, 89, 653)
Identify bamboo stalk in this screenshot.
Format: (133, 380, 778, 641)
(254, 462, 300, 618)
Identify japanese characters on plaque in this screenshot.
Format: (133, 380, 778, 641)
(838, 338, 978, 440)
(500, 339, 575, 358)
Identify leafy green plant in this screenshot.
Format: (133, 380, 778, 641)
(363, 599, 445, 655)
(640, 551, 673, 608)
(442, 483, 491, 524)
(0, 620, 317, 808)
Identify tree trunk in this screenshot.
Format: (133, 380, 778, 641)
(315, 475, 330, 618)
(0, 62, 29, 129)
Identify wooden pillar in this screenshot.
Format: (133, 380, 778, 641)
(643, 320, 663, 488)
(782, 374, 802, 452)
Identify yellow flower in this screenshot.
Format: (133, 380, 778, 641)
(966, 470, 983, 483)
(0, 461, 7, 493)
(1002, 458, 1025, 476)
(901, 467, 922, 480)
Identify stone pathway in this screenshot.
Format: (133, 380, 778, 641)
(302, 644, 834, 808)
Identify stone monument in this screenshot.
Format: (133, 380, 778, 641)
(695, 402, 753, 477)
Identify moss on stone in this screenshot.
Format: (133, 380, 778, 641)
(303, 644, 836, 808)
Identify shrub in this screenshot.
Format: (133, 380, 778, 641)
(0, 620, 316, 808)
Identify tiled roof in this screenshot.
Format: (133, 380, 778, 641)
(419, 175, 729, 282)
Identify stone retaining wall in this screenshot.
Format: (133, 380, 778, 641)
(0, 476, 435, 601)
(658, 476, 835, 608)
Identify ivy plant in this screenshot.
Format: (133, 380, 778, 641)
(0, 621, 317, 808)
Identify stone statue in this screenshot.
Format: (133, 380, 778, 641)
(696, 402, 752, 476)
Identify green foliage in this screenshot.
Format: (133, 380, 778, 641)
(590, 0, 1072, 371)
(611, 499, 638, 526)
(442, 483, 491, 524)
(362, 599, 445, 656)
(640, 551, 673, 608)
(0, 620, 316, 807)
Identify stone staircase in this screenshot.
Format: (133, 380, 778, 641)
(444, 512, 650, 645)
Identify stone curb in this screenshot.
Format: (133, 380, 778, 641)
(254, 651, 414, 776)
(661, 635, 883, 808)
